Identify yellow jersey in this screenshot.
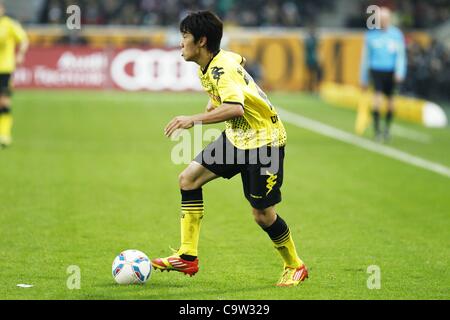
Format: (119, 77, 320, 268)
(0, 15, 27, 73)
(198, 49, 286, 150)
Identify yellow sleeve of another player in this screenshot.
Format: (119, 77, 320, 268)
(10, 19, 27, 43)
(214, 64, 245, 106)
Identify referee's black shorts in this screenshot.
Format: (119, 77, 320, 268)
(194, 131, 284, 210)
(370, 70, 395, 97)
(0, 73, 12, 96)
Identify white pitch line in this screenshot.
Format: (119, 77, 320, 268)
(391, 124, 432, 143)
(278, 108, 450, 179)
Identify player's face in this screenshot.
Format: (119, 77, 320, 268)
(180, 32, 200, 62)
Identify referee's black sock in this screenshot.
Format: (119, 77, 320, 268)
(385, 110, 394, 132)
(372, 110, 381, 136)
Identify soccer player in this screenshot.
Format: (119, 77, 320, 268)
(151, 11, 308, 287)
(360, 7, 406, 142)
(0, 0, 28, 148)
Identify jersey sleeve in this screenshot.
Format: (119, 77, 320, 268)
(10, 19, 27, 43)
(214, 65, 245, 106)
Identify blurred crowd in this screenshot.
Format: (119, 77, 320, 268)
(403, 39, 450, 101)
(347, 0, 450, 29)
(37, 0, 450, 28)
(25, 0, 450, 102)
(39, 0, 334, 27)
(394, 0, 450, 29)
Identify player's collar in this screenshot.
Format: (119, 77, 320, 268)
(201, 50, 221, 75)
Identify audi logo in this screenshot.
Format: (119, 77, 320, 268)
(110, 49, 202, 91)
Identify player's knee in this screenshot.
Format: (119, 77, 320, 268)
(252, 207, 276, 228)
(178, 171, 198, 190)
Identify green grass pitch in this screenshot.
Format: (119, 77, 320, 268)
(0, 90, 449, 299)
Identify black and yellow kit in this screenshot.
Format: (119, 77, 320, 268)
(194, 50, 286, 209)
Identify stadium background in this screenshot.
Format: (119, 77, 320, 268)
(0, 0, 449, 300)
(4, 0, 450, 127)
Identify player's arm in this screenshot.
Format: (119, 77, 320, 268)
(395, 32, 407, 84)
(165, 62, 245, 138)
(12, 21, 29, 66)
(16, 37, 29, 66)
(192, 102, 244, 124)
(164, 103, 243, 138)
(360, 33, 370, 90)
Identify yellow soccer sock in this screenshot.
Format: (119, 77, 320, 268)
(273, 231, 303, 268)
(178, 189, 204, 257)
(355, 92, 371, 136)
(263, 214, 303, 268)
(0, 111, 13, 138)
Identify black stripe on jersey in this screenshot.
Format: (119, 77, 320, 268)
(223, 101, 244, 107)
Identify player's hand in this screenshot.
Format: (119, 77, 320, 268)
(16, 53, 25, 66)
(395, 76, 403, 85)
(164, 116, 194, 138)
(361, 84, 368, 91)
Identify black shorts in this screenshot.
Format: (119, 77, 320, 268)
(194, 132, 284, 210)
(371, 70, 395, 97)
(0, 73, 12, 96)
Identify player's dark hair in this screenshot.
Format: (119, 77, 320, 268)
(179, 11, 223, 54)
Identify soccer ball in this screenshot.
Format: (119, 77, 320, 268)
(112, 249, 152, 285)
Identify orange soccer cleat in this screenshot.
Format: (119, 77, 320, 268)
(151, 254, 199, 277)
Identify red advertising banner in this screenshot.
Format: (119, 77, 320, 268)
(14, 46, 202, 91)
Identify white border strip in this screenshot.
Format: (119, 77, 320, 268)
(278, 108, 450, 178)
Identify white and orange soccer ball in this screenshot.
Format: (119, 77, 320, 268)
(112, 249, 152, 285)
